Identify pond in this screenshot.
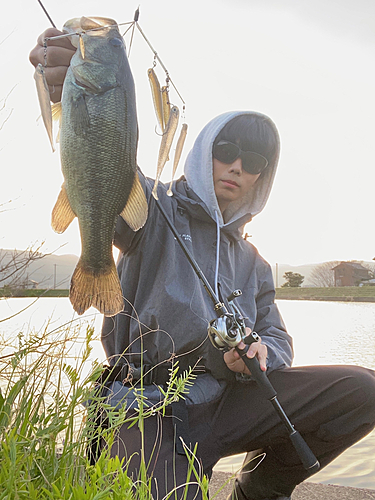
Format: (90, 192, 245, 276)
(0, 298, 374, 488)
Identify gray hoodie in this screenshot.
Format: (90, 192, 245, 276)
(101, 111, 293, 403)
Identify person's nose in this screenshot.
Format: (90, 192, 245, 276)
(228, 157, 243, 174)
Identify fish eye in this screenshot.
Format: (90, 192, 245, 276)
(109, 37, 122, 47)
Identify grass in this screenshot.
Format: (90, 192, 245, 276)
(0, 320, 210, 499)
(276, 286, 375, 302)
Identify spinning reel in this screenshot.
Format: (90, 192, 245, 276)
(208, 289, 260, 350)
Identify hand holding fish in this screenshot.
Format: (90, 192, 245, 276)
(29, 28, 75, 102)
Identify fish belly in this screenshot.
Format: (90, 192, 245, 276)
(61, 86, 136, 316)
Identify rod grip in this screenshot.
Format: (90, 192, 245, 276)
(289, 430, 320, 472)
(236, 345, 277, 400)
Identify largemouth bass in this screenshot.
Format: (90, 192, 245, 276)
(38, 16, 148, 316)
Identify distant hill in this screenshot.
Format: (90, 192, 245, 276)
(271, 261, 375, 287)
(0, 248, 373, 290)
(0, 249, 78, 289)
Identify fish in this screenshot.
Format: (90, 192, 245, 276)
(167, 123, 188, 196)
(152, 105, 179, 200)
(37, 16, 148, 317)
(147, 67, 164, 132)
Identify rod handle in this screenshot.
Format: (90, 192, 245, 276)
(290, 430, 320, 472)
(236, 345, 277, 400)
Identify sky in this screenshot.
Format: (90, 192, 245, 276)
(0, 0, 374, 267)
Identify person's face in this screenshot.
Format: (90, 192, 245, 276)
(213, 156, 261, 213)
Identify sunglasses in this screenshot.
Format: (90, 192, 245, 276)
(213, 140, 269, 175)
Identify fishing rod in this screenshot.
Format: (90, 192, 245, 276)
(153, 193, 320, 473)
(37, 0, 56, 28)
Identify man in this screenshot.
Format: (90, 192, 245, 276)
(30, 29, 375, 500)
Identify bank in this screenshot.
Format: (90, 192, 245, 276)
(276, 286, 375, 302)
(2, 287, 375, 302)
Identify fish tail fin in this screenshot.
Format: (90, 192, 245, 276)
(70, 260, 124, 317)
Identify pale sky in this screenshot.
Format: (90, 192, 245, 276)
(1, 0, 374, 267)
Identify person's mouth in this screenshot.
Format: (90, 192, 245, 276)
(221, 179, 240, 187)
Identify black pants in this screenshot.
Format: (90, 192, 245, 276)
(107, 365, 375, 500)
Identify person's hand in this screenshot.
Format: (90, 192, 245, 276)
(29, 28, 76, 103)
(223, 327, 267, 375)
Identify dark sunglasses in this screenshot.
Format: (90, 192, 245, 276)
(213, 140, 269, 175)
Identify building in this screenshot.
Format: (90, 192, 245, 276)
(332, 262, 372, 287)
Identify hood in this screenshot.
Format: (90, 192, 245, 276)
(184, 111, 280, 229)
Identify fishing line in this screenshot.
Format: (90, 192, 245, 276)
(127, 22, 136, 56)
(37, 0, 56, 28)
(135, 22, 186, 107)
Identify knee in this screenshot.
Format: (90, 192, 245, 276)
(356, 366, 375, 415)
(349, 365, 375, 401)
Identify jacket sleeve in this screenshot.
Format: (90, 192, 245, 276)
(254, 262, 294, 373)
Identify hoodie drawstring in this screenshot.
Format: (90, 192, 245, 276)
(214, 210, 221, 299)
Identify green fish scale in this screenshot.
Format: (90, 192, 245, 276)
(61, 86, 136, 271)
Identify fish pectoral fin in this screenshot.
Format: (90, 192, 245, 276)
(120, 173, 148, 231)
(70, 95, 90, 136)
(51, 183, 76, 233)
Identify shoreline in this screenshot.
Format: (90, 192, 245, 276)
(276, 295, 375, 303)
(210, 472, 375, 499)
(2, 288, 375, 304)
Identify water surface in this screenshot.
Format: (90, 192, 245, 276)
(0, 298, 374, 488)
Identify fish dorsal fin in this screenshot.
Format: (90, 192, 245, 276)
(34, 64, 54, 152)
(120, 173, 148, 231)
(51, 183, 76, 233)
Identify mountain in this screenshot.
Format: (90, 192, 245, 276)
(1, 248, 373, 290)
(0, 249, 78, 289)
(272, 261, 375, 287)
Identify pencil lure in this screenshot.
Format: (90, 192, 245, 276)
(34, 63, 54, 152)
(167, 123, 188, 196)
(147, 67, 164, 132)
(152, 105, 179, 200)
(161, 85, 170, 130)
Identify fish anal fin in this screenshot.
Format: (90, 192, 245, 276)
(120, 174, 148, 231)
(51, 184, 76, 233)
(70, 260, 124, 317)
